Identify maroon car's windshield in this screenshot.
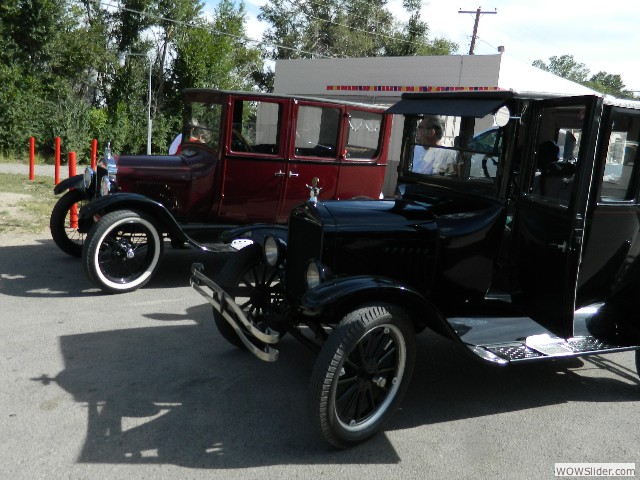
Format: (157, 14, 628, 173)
(184, 100, 223, 151)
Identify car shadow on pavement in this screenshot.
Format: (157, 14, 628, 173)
(393, 330, 640, 431)
(33, 314, 403, 468)
(30, 311, 640, 469)
(0, 238, 232, 298)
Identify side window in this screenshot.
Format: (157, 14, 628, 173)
(599, 111, 640, 201)
(345, 110, 383, 159)
(295, 105, 340, 158)
(528, 105, 584, 205)
(231, 100, 281, 155)
(187, 102, 223, 150)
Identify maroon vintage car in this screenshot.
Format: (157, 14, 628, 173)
(49, 89, 392, 293)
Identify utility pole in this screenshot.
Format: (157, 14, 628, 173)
(459, 7, 497, 55)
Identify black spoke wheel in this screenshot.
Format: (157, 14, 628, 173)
(50, 189, 89, 257)
(213, 243, 283, 349)
(309, 303, 415, 448)
(82, 209, 163, 294)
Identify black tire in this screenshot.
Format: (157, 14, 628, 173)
(213, 243, 283, 349)
(49, 189, 89, 257)
(308, 303, 416, 449)
(82, 209, 163, 294)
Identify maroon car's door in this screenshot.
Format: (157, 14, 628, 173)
(215, 96, 290, 223)
(277, 101, 342, 222)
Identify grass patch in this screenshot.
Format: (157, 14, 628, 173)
(0, 173, 58, 234)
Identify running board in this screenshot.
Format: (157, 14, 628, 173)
(468, 335, 640, 365)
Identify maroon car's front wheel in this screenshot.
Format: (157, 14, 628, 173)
(82, 209, 163, 294)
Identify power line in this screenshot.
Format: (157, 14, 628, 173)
(288, 0, 424, 52)
(101, 0, 426, 60)
(100, 0, 332, 58)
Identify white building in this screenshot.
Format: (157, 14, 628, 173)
(274, 54, 598, 194)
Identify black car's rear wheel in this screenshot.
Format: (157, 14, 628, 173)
(308, 303, 416, 449)
(50, 189, 89, 257)
(83, 209, 163, 294)
(213, 243, 283, 349)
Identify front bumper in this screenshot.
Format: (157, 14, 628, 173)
(190, 263, 280, 362)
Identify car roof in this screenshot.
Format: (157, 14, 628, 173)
(183, 88, 388, 111)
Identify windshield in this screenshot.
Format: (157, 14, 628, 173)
(184, 100, 223, 150)
(402, 113, 504, 182)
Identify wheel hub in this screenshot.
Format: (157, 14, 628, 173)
(250, 284, 272, 310)
(114, 239, 135, 259)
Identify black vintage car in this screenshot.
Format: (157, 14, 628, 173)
(191, 90, 640, 448)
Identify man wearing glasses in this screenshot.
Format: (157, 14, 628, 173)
(412, 116, 459, 176)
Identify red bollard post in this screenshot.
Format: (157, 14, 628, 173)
(29, 137, 35, 181)
(54, 137, 61, 185)
(91, 139, 97, 170)
(68, 152, 78, 228)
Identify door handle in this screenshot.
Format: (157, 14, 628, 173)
(274, 170, 286, 177)
(549, 241, 568, 253)
(288, 171, 299, 177)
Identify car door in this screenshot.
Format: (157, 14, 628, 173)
(510, 95, 602, 338)
(216, 96, 289, 223)
(277, 101, 342, 222)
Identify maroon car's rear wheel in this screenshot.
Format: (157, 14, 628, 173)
(50, 189, 89, 257)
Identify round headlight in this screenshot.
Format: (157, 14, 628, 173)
(306, 261, 323, 290)
(100, 176, 111, 196)
(83, 167, 94, 189)
(264, 236, 285, 267)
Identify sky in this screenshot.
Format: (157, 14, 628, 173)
(205, 0, 640, 92)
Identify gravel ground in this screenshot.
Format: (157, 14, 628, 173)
(0, 163, 65, 177)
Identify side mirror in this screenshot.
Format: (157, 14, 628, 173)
(493, 106, 511, 127)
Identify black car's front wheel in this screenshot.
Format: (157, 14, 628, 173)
(213, 243, 283, 349)
(82, 209, 163, 294)
(49, 189, 89, 257)
(308, 303, 416, 449)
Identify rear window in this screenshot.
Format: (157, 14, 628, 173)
(346, 109, 383, 160)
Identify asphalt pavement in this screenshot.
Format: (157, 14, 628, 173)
(1, 232, 639, 479)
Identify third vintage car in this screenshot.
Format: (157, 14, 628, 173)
(191, 89, 640, 448)
(50, 89, 391, 293)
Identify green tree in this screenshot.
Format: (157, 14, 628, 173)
(257, 0, 457, 91)
(533, 54, 635, 99)
(532, 55, 589, 84)
(170, 0, 261, 95)
(0, 0, 265, 158)
(586, 72, 634, 98)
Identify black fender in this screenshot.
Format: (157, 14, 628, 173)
(79, 193, 201, 248)
(53, 174, 84, 195)
(219, 223, 288, 246)
(300, 275, 458, 340)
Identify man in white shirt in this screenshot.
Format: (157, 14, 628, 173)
(412, 116, 458, 176)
